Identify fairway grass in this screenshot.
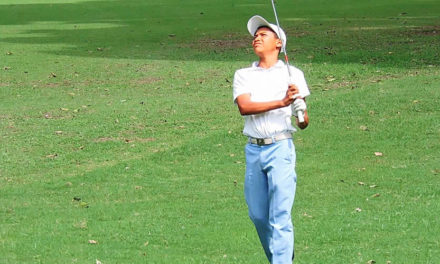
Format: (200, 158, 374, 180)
(1, 0, 439, 263)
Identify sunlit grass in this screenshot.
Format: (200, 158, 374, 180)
(1, 0, 439, 263)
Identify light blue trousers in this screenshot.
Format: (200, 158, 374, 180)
(244, 139, 297, 264)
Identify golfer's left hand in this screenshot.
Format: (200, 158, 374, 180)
(292, 99, 307, 116)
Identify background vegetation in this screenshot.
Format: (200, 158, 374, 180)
(1, 0, 439, 263)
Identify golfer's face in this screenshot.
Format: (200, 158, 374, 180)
(252, 27, 280, 55)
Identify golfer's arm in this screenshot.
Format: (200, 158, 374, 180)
(235, 94, 286, 115)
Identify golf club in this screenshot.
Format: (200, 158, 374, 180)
(270, 0, 305, 123)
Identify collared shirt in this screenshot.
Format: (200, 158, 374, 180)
(233, 60, 310, 138)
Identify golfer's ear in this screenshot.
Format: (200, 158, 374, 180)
(276, 39, 282, 48)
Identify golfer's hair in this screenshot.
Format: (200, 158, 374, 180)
(256, 26, 278, 38)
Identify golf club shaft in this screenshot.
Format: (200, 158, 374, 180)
(270, 0, 305, 123)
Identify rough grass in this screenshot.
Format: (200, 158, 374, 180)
(1, 0, 439, 263)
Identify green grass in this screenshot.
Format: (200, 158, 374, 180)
(1, 0, 439, 263)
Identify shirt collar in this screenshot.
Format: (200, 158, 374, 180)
(251, 60, 285, 70)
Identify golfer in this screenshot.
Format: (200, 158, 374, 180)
(232, 15, 310, 264)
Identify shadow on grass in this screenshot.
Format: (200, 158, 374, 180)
(0, 0, 439, 67)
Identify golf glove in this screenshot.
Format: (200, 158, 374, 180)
(292, 99, 306, 117)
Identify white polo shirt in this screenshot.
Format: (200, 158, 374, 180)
(233, 60, 310, 138)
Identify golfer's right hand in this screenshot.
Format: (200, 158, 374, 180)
(283, 84, 299, 106)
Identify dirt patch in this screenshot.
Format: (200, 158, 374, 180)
(196, 38, 249, 50)
(133, 77, 163, 85)
(95, 137, 116, 142)
(185, 32, 250, 51)
(285, 28, 311, 38)
(45, 82, 60, 87)
(94, 137, 156, 143)
(409, 25, 440, 36)
(188, 30, 310, 52)
(125, 137, 156, 143)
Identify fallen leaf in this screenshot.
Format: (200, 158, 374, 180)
(88, 240, 98, 244)
(369, 185, 378, 188)
(374, 152, 383, 156)
(77, 219, 87, 229)
(355, 208, 362, 212)
(360, 125, 369, 131)
(96, 260, 102, 264)
(55, 131, 63, 135)
(372, 193, 380, 198)
(326, 76, 336, 82)
(358, 182, 365, 186)
(6, 51, 13, 55)
(50, 72, 57, 78)
(46, 153, 58, 159)
(302, 212, 313, 218)
(367, 260, 376, 264)
(60, 108, 69, 111)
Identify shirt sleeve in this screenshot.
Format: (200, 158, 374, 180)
(232, 70, 250, 103)
(290, 67, 310, 98)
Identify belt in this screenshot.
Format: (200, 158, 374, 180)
(248, 132, 292, 146)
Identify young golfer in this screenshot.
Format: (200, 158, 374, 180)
(232, 15, 310, 263)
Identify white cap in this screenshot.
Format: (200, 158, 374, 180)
(247, 15, 287, 51)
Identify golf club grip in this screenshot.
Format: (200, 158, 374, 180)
(297, 111, 305, 123)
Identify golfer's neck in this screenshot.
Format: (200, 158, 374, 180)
(258, 53, 279, 69)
